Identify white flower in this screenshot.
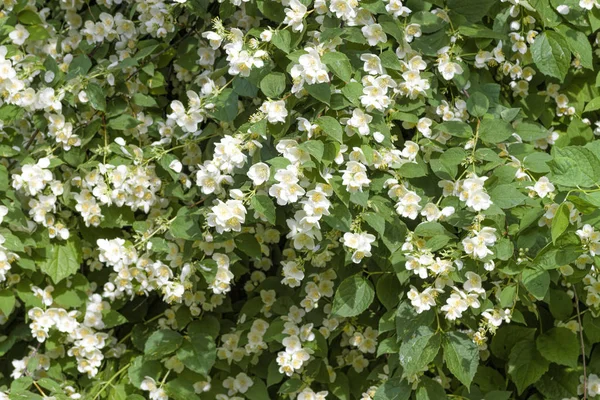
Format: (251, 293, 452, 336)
(438, 60, 463, 80)
(207, 200, 247, 234)
(526, 176, 555, 198)
(580, 0, 597, 10)
(441, 292, 469, 320)
(385, 0, 412, 17)
(260, 30, 273, 42)
(140, 377, 167, 400)
(9, 24, 29, 45)
(347, 108, 372, 136)
(284, 0, 308, 32)
(282, 260, 305, 287)
(298, 388, 329, 400)
(342, 232, 376, 263)
(482, 308, 511, 327)
(260, 100, 288, 123)
(269, 165, 306, 205)
(360, 54, 384, 75)
(247, 162, 271, 186)
(341, 161, 370, 192)
(407, 286, 440, 313)
(463, 227, 497, 260)
(361, 24, 387, 46)
(169, 159, 183, 173)
(196, 161, 233, 195)
(405, 23, 422, 42)
(463, 271, 485, 294)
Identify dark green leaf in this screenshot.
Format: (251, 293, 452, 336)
(530, 31, 570, 80)
(443, 331, 480, 388)
(40, 238, 82, 284)
(332, 274, 375, 317)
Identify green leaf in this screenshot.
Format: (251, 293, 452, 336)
(306, 83, 331, 105)
(373, 376, 411, 400)
(99, 206, 135, 229)
(66, 55, 92, 80)
(515, 121, 549, 141)
(144, 329, 183, 360)
(376, 274, 400, 310)
(0, 289, 16, 317)
(376, 337, 399, 357)
(523, 152, 551, 173)
(435, 121, 473, 138)
(246, 379, 269, 400)
(342, 82, 363, 106)
(272, 30, 291, 53)
(211, 88, 239, 122)
(102, 310, 128, 328)
(530, 31, 570, 80)
(380, 50, 403, 70)
(176, 320, 217, 375)
(489, 184, 526, 209)
(40, 238, 82, 284)
(555, 25, 593, 70)
(132, 93, 158, 107)
(584, 97, 600, 113)
(549, 146, 600, 188)
(260, 72, 286, 98)
(0, 105, 24, 125)
(479, 118, 513, 144)
(25, 25, 50, 41)
(536, 364, 579, 400)
(410, 11, 446, 33)
(507, 340, 550, 395)
(329, 373, 350, 400)
(399, 326, 441, 377)
(251, 195, 277, 225)
(170, 207, 204, 240)
(548, 288, 573, 320)
(279, 379, 303, 394)
(108, 114, 141, 130)
(323, 203, 352, 231)
(551, 202, 570, 244)
(164, 378, 200, 400)
(584, 312, 600, 343)
(234, 233, 262, 259)
(299, 140, 324, 161)
(415, 378, 447, 400)
(522, 267, 550, 300)
(86, 83, 106, 112)
(536, 327, 579, 368)
(457, 25, 506, 39)
(18, 10, 42, 24)
(467, 92, 489, 117)
(322, 52, 353, 82)
(317, 116, 343, 143)
(447, 0, 495, 21)
(331, 274, 375, 317)
(128, 356, 162, 389)
(443, 331, 480, 388)
(529, 0, 561, 27)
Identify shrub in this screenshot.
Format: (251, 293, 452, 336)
(0, 0, 600, 399)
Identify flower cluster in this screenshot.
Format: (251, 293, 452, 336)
(1, 0, 600, 398)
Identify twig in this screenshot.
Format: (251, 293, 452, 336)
(32, 381, 47, 398)
(188, 197, 206, 208)
(8, 130, 40, 170)
(574, 289, 588, 400)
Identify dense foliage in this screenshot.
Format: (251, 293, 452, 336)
(3, 0, 600, 398)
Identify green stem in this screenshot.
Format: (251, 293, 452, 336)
(91, 362, 131, 400)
